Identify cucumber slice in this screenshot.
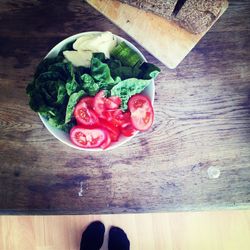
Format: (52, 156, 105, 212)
(111, 41, 143, 67)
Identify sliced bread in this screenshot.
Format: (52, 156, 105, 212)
(119, 0, 179, 20)
(173, 0, 224, 34)
(119, 0, 225, 34)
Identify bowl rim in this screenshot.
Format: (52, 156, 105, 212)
(38, 31, 155, 151)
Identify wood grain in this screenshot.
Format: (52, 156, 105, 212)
(0, 0, 250, 214)
(1, 211, 250, 250)
(86, 0, 228, 68)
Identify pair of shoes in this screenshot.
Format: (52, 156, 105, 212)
(80, 221, 130, 250)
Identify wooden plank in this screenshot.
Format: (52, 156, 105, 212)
(0, 0, 249, 214)
(86, 0, 228, 68)
(1, 212, 250, 250)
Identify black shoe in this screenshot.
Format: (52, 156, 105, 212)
(80, 221, 105, 250)
(108, 226, 130, 250)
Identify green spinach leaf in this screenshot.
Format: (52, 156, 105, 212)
(56, 83, 67, 105)
(138, 62, 161, 79)
(111, 78, 152, 110)
(34, 55, 64, 78)
(48, 62, 71, 80)
(91, 57, 115, 85)
(107, 59, 133, 80)
(36, 71, 64, 83)
(65, 90, 86, 123)
(81, 74, 99, 96)
(65, 63, 80, 96)
(92, 52, 106, 62)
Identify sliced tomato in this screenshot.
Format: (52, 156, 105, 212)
(121, 124, 137, 137)
(93, 91, 122, 116)
(104, 98, 118, 110)
(78, 97, 94, 108)
(119, 111, 131, 128)
(105, 96, 122, 109)
(70, 126, 107, 148)
(100, 119, 120, 142)
(74, 100, 99, 127)
(100, 130, 112, 149)
(102, 109, 118, 122)
(93, 90, 106, 118)
(108, 96, 122, 106)
(128, 94, 154, 131)
(105, 109, 131, 128)
(102, 110, 114, 121)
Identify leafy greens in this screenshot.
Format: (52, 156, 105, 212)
(26, 38, 160, 132)
(111, 78, 153, 110)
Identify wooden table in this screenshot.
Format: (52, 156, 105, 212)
(0, 0, 249, 214)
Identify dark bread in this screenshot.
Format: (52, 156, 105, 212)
(119, 0, 179, 20)
(174, 0, 224, 34)
(119, 0, 225, 34)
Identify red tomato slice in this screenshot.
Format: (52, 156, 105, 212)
(105, 96, 122, 109)
(78, 97, 94, 108)
(107, 111, 122, 127)
(74, 101, 99, 127)
(102, 110, 114, 121)
(100, 130, 112, 149)
(108, 96, 122, 106)
(104, 98, 119, 110)
(121, 124, 137, 137)
(106, 110, 131, 128)
(70, 126, 107, 148)
(93, 91, 122, 117)
(128, 94, 154, 131)
(100, 119, 120, 142)
(93, 90, 106, 118)
(119, 111, 131, 128)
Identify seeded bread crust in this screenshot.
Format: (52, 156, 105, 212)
(119, 0, 178, 20)
(119, 0, 224, 34)
(174, 0, 224, 34)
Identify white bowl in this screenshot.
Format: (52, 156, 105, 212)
(38, 31, 155, 151)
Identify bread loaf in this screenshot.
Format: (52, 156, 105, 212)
(119, 0, 225, 34)
(119, 0, 179, 20)
(173, 0, 224, 34)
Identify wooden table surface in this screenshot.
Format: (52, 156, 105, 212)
(0, 0, 249, 214)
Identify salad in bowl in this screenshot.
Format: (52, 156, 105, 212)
(26, 31, 160, 150)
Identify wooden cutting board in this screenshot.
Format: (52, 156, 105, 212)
(86, 0, 228, 68)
